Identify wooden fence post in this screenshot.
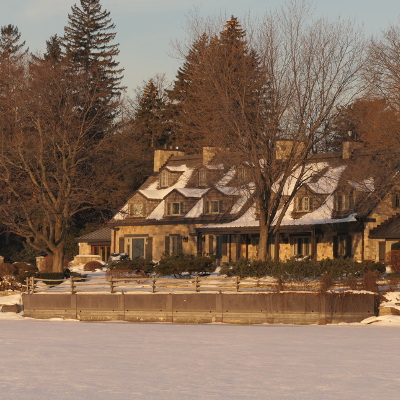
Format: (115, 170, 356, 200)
(195, 274, 200, 292)
(70, 277, 75, 294)
(236, 276, 240, 292)
(152, 276, 156, 293)
(31, 276, 35, 294)
(110, 278, 114, 294)
(25, 277, 29, 293)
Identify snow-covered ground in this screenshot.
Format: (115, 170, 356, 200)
(0, 310, 399, 399)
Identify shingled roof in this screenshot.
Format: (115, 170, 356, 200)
(369, 214, 400, 239)
(75, 227, 111, 244)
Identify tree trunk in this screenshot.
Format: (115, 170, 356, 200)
(52, 246, 65, 273)
(258, 213, 270, 261)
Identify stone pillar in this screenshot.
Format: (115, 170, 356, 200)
(36, 256, 46, 272)
(0, 256, 4, 264)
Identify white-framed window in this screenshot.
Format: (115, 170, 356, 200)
(293, 237, 311, 257)
(160, 170, 169, 188)
(130, 203, 144, 217)
(198, 170, 207, 186)
(296, 197, 311, 212)
(392, 192, 400, 209)
(238, 167, 249, 181)
(166, 202, 182, 215)
(204, 200, 223, 214)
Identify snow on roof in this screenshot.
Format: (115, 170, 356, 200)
(307, 165, 346, 194)
(185, 198, 204, 218)
(206, 163, 224, 170)
(230, 194, 251, 215)
(113, 203, 128, 220)
(175, 188, 209, 198)
(273, 162, 331, 195)
(202, 195, 357, 230)
(165, 164, 189, 172)
(349, 177, 375, 192)
(215, 186, 240, 196)
(147, 200, 165, 220)
(217, 167, 235, 186)
(139, 168, 194, 200)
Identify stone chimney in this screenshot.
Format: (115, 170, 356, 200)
(342, 140, 363, 160)
(153, 148, 185, 172)
(275, 140, 304, 160)
(202, 147, 222, 165)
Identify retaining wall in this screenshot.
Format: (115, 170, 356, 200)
(22, 292, 379, 324)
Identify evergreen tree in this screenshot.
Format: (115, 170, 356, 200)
(62, 0, 124, 138)
(44, 34, 63, 63)
(168, 16, 266, 150)
(134, 79, 170, 148)
(0, 25, 27, 136)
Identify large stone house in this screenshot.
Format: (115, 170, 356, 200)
(77, 145, 400, 264)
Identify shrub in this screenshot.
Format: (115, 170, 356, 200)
(362, 271, 379, 292)
(83, 261, 104, 271)
(391, 242, 400, 250)
(219, 258, 386, 280)
(386, 250, 400, 272)
(108, 258, 154, 273)
(0, 263, 18, 278)
(36, 272, 87, 285)
(13, 262, 39, 284)
(154, 253, 214, 276)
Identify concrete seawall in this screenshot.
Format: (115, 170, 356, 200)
(22, 292, 379, 324)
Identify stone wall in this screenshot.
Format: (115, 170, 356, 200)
(22, 292, 379, 324)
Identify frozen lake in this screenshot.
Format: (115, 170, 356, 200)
(0, 318, 399, 399)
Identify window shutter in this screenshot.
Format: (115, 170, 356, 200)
(177, 236, 183, 253)
(204, 201, 209, 214)
(219, 200, 223, 213)
(333, 236, 338, 258)
(166, 203, 171, 215)
(309, 197, 313, 211)
(346, 235, 352, 258)
(118, 237, 125, 253)
(146, 237, 153, 261)
(164, 236, 170, 255)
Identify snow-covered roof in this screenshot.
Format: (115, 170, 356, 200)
(147, 200, 165, 220)
(185, 199, 204, 218)
(139, 168, 194, 200)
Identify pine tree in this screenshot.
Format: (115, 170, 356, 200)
(168, 16, 266, 150)
(0, 25, 27, 136)
(134, 79, 170, 148)
(44, 34, 62, 63)
(62, 0, 124, 138)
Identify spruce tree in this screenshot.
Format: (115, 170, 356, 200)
(168, 16, 265, 150)
(134, 79, 170, 148)
(0, 25, 27, 136)
(62, 0, 124, 138)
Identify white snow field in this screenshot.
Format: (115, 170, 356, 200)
(0, 318, 400, 399)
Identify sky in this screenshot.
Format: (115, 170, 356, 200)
(1, 0, 400, 96)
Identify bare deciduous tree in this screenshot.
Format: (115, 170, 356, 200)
(175, 1, 365, 260)
(0, 59, 133, 272)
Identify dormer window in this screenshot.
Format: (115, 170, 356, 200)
(204, 200, 223, 214)
(238, 167, 249, 181)
(198, 170, 207, 186)
(160, 171, 169, 188)
(130, 203, 144, 217)
(166, 202, 182, 216)
(336, 194, 353, 211)
(296, 196, 312, 212)
(392, 192, 400, 209)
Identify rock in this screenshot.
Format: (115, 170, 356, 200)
(1, 304, 22, 313)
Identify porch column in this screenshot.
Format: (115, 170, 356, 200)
(274, 231, 280, 261)
(236, 233, 241, 261)
(311, 229, 317, 261)
(197, 232, 202, 256)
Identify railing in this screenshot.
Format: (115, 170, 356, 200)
(24, 275, 398, 294)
